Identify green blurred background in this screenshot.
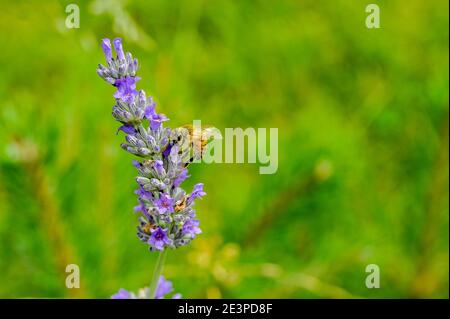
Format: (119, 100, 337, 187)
(0, 0, 448, 298)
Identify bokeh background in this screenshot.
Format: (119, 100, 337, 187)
(0, 0, 448, 298)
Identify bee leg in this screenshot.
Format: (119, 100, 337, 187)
(183, 157, 194, 168)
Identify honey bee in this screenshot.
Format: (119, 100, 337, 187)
(168, 124, 215, 167)
(141, 222, 156, 234)
(174, 196, 187, 212)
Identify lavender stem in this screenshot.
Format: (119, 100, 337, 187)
(148, 249, 168, 299)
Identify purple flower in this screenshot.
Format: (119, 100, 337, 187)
(173, 169, 189, 187)
(153, 160, 165, 177)
(144, 102, 168, 131)
(113, 37, 125, 60)
(112, 288, 133, 299)
(153, 193, 175, 214)
(148, 227, 172, 251)
(188, 183, 206, 205)
(155, 276, 173, 299)
(132, 160, 141, 168)
(182, 219, 202, 238)
(114, 76, 139, 104)
(117, 124, 136, 135)
(162, 143, 173, 158)
(111, 276, 180, 299)
(102, 38, 112, 62)
(134, 200, 147, 214)
(135, 186, 152, 200)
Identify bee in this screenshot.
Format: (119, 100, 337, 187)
(141, 222, 156, 234)
(174, 196, 187, 212)
(168, 124, 215, 167)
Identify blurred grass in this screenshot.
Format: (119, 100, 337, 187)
(0, 0, 448, 298)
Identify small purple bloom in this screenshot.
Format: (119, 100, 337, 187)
(153, 193, 175, 214)
(112, 288, 133, 299)
(153, 160, 165, 177)
(148, 227, 172, 251)
(113, 37, 125, 60)
(117, 124, 136, 135)
(188, 183, 206, 205)
(114, 76, 139, 104)
(132, 160, 141, 168)
(144, 102, 168, 131)
(155, 276, 173, 299)
(111, 276, 180, 299)
(173, 168, 189, 187)
(135, 186, 152, 200)
(163, 143, 173, 158)
(102, 38, 113, 62)
(182, 219, 202, 238)
(134, 200, 147, 214)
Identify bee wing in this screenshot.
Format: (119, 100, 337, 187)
(201, 127, 217, 144)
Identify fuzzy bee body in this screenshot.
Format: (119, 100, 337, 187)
(141, 222, 155, 234)
(168, 124, 214, 167)
(174, 196, 187, 212)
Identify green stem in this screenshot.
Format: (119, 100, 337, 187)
(148, 249, 168, 299)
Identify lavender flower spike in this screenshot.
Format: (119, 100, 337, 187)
(97, 38, 207, 252)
